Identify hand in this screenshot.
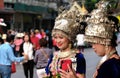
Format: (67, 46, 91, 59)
(22, 53, 28, 60)
(59, 64, 77, 78)
(42, 73, 50, 78)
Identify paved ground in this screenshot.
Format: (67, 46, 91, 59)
(11, 44, 120, 78)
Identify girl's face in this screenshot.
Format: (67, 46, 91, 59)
(54, 33, 70, 51)
(91, 43, 106, 56)
(30, 32, 34, 37)
(24, 35, 29, 42)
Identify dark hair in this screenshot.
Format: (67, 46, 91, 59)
(6, 35, 14, 43)
(30, 31, 35, 35)
(108, 16, 119, 32)
(108, 16, 119, 47)
(23, 34, 32, 43)
(79, 22, 87, 34)
(0, 37, 3, 44)
(39, 38, 48, 47)
(111, 33, 117, 47)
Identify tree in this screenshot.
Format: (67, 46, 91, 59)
(85, 0, 99, 12)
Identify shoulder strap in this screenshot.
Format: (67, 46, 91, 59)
(40, 49, 49, 59)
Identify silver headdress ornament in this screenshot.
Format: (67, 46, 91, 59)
(52, 1, 88, 42)
(84, 0, 119, 45)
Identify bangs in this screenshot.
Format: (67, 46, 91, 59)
(52, 29, 70, 40)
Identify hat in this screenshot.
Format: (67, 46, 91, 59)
(52, 1, 88, 42)
(16, 33, 24, 38)
(35, 29, 39, 33)
(0, 18, 7, 26)
(2, 34, 7, 39)
(84, 0, 119, 45)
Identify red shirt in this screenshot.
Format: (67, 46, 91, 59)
(30, 36, 40, 50)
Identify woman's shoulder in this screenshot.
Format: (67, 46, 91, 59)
(100, 58, 120, 70)
(45, 48, 53, 51)
(75, 52, 85, 59)
(98, 58, 120, 76)
(44, 48, 53, 55)
(104, 58, 120, 65)
(36, 49, 40, 52)
(35, 49, 42, 54)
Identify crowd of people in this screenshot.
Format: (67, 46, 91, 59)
(0, 0, 120, 78)
(0, 25, 54, 78)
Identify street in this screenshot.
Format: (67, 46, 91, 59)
(11, 44, 120, 78)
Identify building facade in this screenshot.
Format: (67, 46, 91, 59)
(0, 0, 65, 32)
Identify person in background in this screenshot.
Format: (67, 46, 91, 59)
(40, 29, 46, 39)
(45, 29, 53, 49)
(84, 1, 120, 78)
(30, 31, 40, 51)
(35, 29, 42, 39)
(0, 18, 7, 34)
(14, 33, 23, 57)
(0, 37, 3, 45)
(19, 34, 34, 78)
(44, 1, 87, 78)
(52, 38, 59, 51)
(76, 34, 85, 52)
(0, 34, 28, 78)
(34, 38, 53, 78)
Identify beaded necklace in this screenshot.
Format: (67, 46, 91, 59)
(50, 50, 77, 76)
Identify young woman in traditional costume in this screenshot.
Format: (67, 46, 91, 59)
(45, 1, 88, 78)
(84, 1, 120, 78)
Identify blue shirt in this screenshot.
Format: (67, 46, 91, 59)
(0, 42, 24, 65)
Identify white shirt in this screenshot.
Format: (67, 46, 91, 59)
(23, 42, 34, 60)
(76, 34, 85, 46)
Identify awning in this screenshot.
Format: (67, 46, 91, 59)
(0, 9, 15, 14)
(14, 3, 48, 14)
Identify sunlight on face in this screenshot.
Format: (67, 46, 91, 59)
(53, 33, 70, 50)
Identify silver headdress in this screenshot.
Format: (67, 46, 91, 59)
(84, 0, 119, 45)
(52, 1, 88, 42)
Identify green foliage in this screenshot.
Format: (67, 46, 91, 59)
(85, 0, 119, 12)
(85, 0, 99, 12)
